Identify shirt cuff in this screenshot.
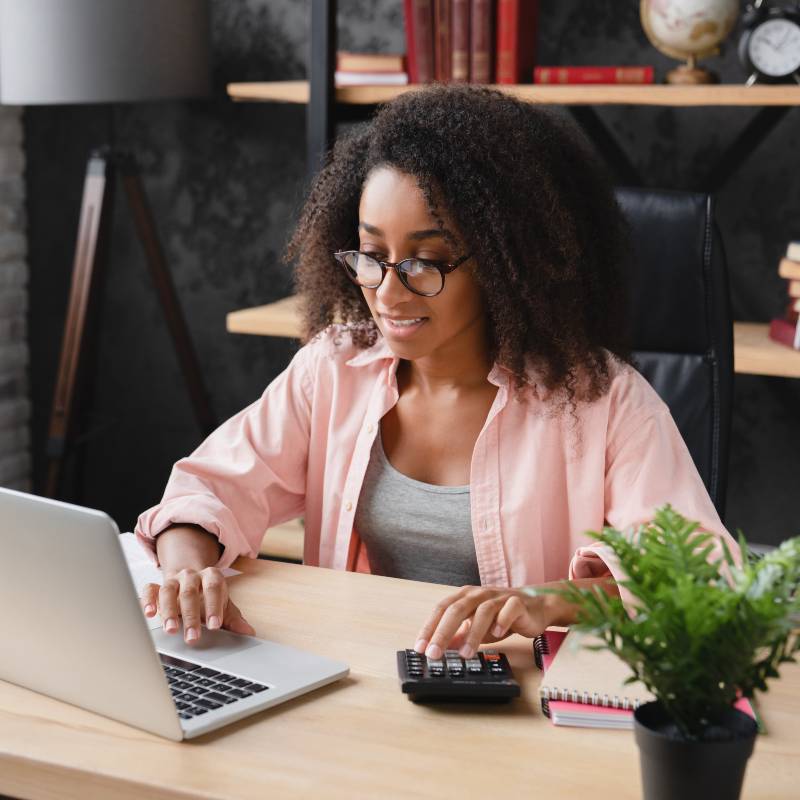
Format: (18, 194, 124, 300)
(134, 496, 256, 570)
(568, 543, 637, 615)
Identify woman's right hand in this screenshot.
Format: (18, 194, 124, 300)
(140, 566, 256, 644)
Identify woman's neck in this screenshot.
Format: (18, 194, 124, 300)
(399, 324, 494, 396)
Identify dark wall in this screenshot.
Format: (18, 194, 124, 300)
(25, 0, 799, 545)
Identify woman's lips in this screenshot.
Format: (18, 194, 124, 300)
(380, 315, 429, 338)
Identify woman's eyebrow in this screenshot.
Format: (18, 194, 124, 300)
(359, 221, 445, 240)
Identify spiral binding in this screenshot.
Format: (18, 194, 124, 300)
(532, 634, 548, 671)
(538, 684, 642, 718)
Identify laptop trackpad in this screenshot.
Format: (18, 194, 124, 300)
(150, 625, 261, 663)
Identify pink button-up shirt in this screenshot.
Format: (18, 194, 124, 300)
(135, 327, 736, 587)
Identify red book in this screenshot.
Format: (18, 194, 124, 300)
(470, 0, 495, 83)
(768, 317, 800, 349)
(534, 65, 655, 84)
(495, 0, 538, 84)
(451, 0, 471, 83)
(403, 0, 435, 83)
(434, 0, 452, 82)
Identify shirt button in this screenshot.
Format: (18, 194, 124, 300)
(366, 423, 374, 433)
(345, 501, 353, 512)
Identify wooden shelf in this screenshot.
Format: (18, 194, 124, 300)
(228, 80, 800, 107)
(226, 295, 302, 338)
(227, 297, 800, 379)
(733, 321, 800, 378)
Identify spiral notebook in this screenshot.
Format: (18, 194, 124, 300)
(533, 628, 759, 730)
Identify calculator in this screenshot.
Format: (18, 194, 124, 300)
(396, 648, 520, 703)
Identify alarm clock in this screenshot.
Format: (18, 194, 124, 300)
(738, 0, 800, 84)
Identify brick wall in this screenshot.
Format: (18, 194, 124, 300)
(0, 106, 30, 490)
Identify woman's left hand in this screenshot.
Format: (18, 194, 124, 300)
(413, 585, 553, 660)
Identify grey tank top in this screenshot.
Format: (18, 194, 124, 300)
(353, 431, 481, 586)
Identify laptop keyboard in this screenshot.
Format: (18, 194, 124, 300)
(159, 652, 270, 721)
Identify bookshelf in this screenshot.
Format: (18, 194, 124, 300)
(226, 1, 800, 380)
(226, 297, 800, 380)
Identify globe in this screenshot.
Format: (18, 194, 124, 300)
(640, 0, 739, 83)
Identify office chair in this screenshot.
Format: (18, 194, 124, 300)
(615, 187, 733, 522)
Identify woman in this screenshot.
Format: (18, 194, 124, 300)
(136, 85, 735, 661)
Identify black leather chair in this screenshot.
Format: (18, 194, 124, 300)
(614, 187, 733, 521)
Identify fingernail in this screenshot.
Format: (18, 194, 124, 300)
(186, 627, 198, 642)
(207, 615, 221, 629)
(459, 644, 474, 659)
(492, 624, 505, 638)
(144, 604, 155, 616)
(414, 638, 427, 653)
(425, 644, 442, 660)
(164, 618, 177, 633)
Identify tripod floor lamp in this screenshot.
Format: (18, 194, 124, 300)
(0, 0, 217, 498)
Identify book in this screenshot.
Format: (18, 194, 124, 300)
(334, 71, 409, 86)
(534, 66, 654, 84)
(534, 628, 759, 730)
(451, 0, 471, 83)
(336, 51, 407, 73)
(470, 0, 495, 83)
(496, 0, 538, 84)
(778, 256, 800, 281)
(768, 317, 800, 349)
(787, 241, 800, 262)
(403, 0, 435, 83)
(434, 0, 452, 81)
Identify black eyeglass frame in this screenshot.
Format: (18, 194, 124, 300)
(334, 250, 472, 298)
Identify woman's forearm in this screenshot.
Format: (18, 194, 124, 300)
(155, 524, 224, 574)
(540, 576, 621, 627)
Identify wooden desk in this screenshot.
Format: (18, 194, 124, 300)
(1, 560, 799, 799)
(227, 296, 800, 380)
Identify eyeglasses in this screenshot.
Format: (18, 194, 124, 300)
(334, 250, 471, 298)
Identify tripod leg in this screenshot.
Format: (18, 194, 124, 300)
(119, 159, 216, 437)
(45, 154, 114, 498)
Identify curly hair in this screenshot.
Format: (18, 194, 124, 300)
(285, 84, 632, 405)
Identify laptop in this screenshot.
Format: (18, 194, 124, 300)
(0, 487, 349, 740)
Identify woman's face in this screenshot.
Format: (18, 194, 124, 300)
(357, 166, 486, 363)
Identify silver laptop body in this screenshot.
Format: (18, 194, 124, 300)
(0, 487, 349, 740)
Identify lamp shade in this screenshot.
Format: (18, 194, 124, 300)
(0, 0, 210, 105)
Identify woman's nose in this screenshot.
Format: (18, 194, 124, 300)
(375, 265, 413, 305)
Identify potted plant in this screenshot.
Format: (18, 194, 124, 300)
(546, 505, 800, 800)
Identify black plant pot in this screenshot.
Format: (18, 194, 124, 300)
(633, 701, 758, 800)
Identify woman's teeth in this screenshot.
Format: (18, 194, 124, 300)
(388, 318, 424, 327)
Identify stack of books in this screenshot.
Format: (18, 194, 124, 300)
(768, 240, 800, 350)
(403, 0, 538, 84)
(334, 52, 408, 87)
(402, 1, 652, 86)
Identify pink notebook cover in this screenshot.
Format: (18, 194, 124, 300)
(533, 629, 757, 729)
